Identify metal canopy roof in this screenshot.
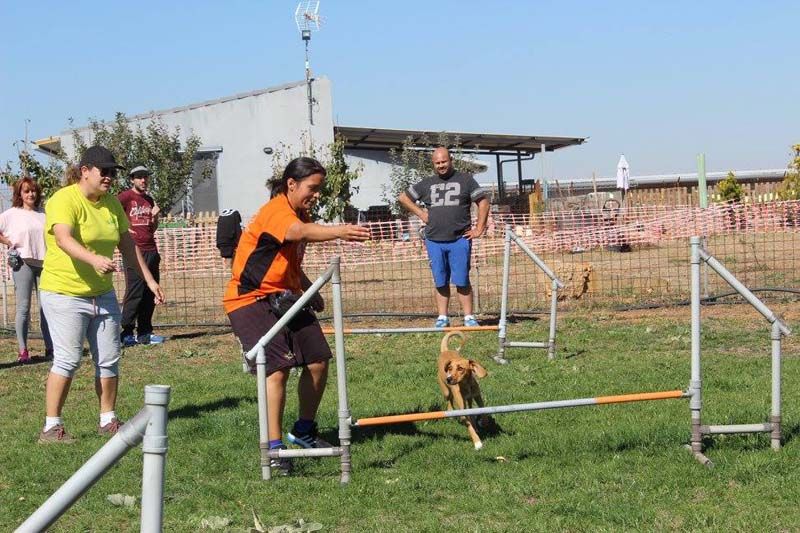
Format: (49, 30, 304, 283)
(335, 126, 586, 155)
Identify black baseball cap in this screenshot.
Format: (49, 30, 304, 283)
(79, 146, 125, 170)
(129, 165, 151, 178)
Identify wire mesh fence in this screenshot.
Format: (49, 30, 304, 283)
(3, 200, 799, 333)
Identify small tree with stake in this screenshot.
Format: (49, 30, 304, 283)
(716, 171, 744, 203)
(268, 133, 362, 223)
(778, 144, 800, 201)
(383, 132, 481, 216)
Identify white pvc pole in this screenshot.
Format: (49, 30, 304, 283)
(689, 237, 707, 465)
(140, 385, 171, 532)
(256, 346, 270, 480)
(509, 232, 564, 288)
(331, 258, 353, 484)
(771, 321, 782, 451)
(495, 225, 512, 364)
(699, 248, 791, 336)
(547, 278, 559, 360)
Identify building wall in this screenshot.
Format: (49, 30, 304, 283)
(344, 149, 396, 211)
(59, 79, 335, 219)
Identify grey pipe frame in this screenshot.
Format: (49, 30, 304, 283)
(250, 239, 790, 482)
(689, 236, 790, 467)
(496, 224, 565, 364)
(246, 259, 351, 483)
(16, 385, 171, 533)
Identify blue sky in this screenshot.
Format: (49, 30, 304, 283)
(1, 1, 797, 181)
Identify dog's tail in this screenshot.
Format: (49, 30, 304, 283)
(441, 331, 466, 353)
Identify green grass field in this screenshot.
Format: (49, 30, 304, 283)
(1, 304, 798, 532)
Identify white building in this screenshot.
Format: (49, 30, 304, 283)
(36, 78, 586, 219)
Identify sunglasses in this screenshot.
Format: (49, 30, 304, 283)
(100, 168, 118, 179)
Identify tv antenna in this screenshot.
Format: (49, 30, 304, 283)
(295, 1, 322, 128)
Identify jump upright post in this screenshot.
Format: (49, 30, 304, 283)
(496, 224, 564, 364)
(688, 236, 791, 466)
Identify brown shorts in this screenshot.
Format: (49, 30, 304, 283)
(228, 299, 332, 375)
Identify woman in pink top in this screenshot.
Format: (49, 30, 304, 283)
(0, 177, 52, 362)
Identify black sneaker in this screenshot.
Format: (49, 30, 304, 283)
(287, 421, 333, 449)
(269, 445, 293, 476)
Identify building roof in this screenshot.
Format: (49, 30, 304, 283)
(585, 169, 788, 190)
(33, 79, 314, 157)
(335, 126, 586, 156)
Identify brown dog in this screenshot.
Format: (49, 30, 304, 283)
(437, 331, 489, 450)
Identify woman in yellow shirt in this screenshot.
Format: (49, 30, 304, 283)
(38, 146, 165, 443)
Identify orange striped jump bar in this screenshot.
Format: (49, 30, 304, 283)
(353, 389, 687, 427)
(322, 325, 500, 335)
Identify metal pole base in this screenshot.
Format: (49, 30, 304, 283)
(683, 445, 714, 468)
(493, 355, 509, 365)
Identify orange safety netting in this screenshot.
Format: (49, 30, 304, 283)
(3, 201, 797, 281)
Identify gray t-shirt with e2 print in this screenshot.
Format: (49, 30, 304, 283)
(407, 172, 486, 242)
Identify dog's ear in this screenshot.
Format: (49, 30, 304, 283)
(469, 360, 488, 378)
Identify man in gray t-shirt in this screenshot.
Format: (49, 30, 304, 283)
(398, 147, 490, 328)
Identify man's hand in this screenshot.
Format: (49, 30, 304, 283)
(464, 226, 486, 240)
(148, 280, 166, 305)
(151, 203, 161, 218)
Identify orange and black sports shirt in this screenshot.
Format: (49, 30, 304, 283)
(222, 195, 307, 314)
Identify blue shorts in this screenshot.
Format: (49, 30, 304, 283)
(424, 237, 472, 288)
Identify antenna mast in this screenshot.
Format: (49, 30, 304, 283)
(295, 1, 322, 129)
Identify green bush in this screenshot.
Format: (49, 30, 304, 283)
(716, 171, 744, 203)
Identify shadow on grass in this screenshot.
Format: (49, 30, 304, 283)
(782, 422, 800, 446)
(0, 356, 52, 371)
(564, 348, 587, 359)
(168, 328, 231, 340)
(491, 314, 542, 326)
(169, 396, 255, 419)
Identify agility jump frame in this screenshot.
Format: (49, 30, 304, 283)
(688, 236, 790, 465)
(319, 225, 565, 364)
(496, 224, 564, 363)
(247, 236, 789, 482)
(16, 385, 171, 532)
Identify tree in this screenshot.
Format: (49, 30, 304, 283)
(71, 113, 210, 213)
(268, 134, 362, 223)
(383, 132, 482, 215)
(2, 114, 209, 213)
(1, 150, 65, 202)
(777, 143, 800, 201)
(715, 171, 744, 203)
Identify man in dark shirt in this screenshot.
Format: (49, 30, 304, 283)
(118, 165, 165, 346)
(398, 147, 490, 328)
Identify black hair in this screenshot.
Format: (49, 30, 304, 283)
(269, 156, 327, 198)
